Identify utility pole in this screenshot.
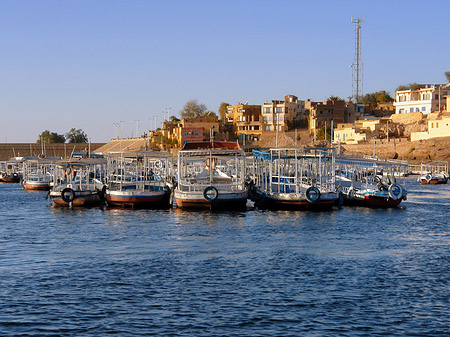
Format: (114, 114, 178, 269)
(275, 109, 279, 148)
(351, 17, 365, 103)
(135, 119, 140, 138)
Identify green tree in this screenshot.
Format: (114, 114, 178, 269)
(65, 128, 88, 143)
(37, 130, 65, 143)
(396, 82, 421, 91)
(180, 99, 208, 118)
(445, 71, 450, 82)
(327, 95, 344, 102)
(169, 115, 180, 122)
(361, 90, 393, 109)
(218, 102, 230, 122)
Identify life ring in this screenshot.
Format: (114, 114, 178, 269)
(206, 157, 217, 171)
(203, 186, 218, 201)
(388, 184, 403, 200)
(61, 187, 75, 203)
(154, 160, 163, 170)
(374, 175, 382, 184)
(425, 174, 432, 182)
(305, 186, 320, 203)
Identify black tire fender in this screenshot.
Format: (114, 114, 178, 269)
(305, 186, 320, 203)
(203, 186, 218, 201)
(61, 188, 75, 203)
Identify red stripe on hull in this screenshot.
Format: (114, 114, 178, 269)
(52, 196, 104, 208)
(344, 195, 403, 208)
(0, 177, 20, 183)
(420, 179, 447, 185)
(175, 198, 247, 210)
(106, 194, 171, 209)
(23, 183, 50, 191)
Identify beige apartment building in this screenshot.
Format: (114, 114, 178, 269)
(262, 95, 305, 132)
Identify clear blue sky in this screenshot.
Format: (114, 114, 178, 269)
(1, 0, 449, 143)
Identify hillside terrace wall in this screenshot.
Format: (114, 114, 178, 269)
(0, 143, 105, 161)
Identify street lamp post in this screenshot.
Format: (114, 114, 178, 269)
(275, 109, 279, 148)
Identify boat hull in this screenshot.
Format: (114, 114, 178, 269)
(0, 175, 21, 183)
(343, 193, 404, 208)
(420, 178, 447, 185)
(252, 190, 338, 211)
(23, 181, 51, 191)
(50, 191, 105, 207)
(106, 190, 171, 209)
(174, 190, 248, 210)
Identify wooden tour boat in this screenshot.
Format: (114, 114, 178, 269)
(0, 158, 24, 183)
(49, 156, 107, 207)
(174, 141, 248, 210)
(335, 156, 407, 208)
(249, 148, 339, 210)
(105, 151, 173, 209)
(22, 156, 60, 191)
(417, 161, 448, 184)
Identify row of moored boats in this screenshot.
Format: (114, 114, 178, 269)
(1, 140, 447, 210)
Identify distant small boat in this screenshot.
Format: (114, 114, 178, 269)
(49, 157, 107, 207)
(249, 148, 339, 210)
(174, 141, 248, 209)
(0, 157, 23, 183)
(105, 151, 173, 209)
(417, 161, 448, 184)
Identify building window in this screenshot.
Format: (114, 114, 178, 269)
(422, 107, 426, 111)
(399, 108, 405, 113)
(264, 107, 272, 113)
(184, 132, 189, 136)
(436, 122, 439, 128)
(410, 108, 414, 112)
(195, 132, 199, 137)
(435, 94, 439, 99)
(416, 108, 419, 112)
(431, 123, 434, 128)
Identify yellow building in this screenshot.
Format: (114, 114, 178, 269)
(169, 116, 221, 146)
(226, 103, 262, 141)
(410, 95, 450, 141)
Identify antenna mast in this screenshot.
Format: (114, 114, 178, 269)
(351, 16, 365, 103)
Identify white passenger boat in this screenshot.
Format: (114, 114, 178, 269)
(249, 148, 339, 210)
(49, 156, 107, 207)
(0, 157, 24, 183)
(417, 161, 448, 184)
(174, 141, 248, 209)
(335, 156, 407, 208)
(105, 151, 173, 209)
(22, 156, 60, 190)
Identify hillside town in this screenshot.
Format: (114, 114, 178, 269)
(91, 81, 450, 163)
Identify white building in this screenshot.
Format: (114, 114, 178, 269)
(394, 84, 449, 115)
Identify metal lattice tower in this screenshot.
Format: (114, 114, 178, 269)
(351, 17, 365, 103)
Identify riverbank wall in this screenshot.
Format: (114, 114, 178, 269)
(0, 143, 106, 161)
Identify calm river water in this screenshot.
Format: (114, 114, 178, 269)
(0, 177, 449, 336)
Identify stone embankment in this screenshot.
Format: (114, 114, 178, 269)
(341, 137, 450, 163)
(0, 143, 105, 161)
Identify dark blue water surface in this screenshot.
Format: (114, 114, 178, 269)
(0, 177, 449, 336)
